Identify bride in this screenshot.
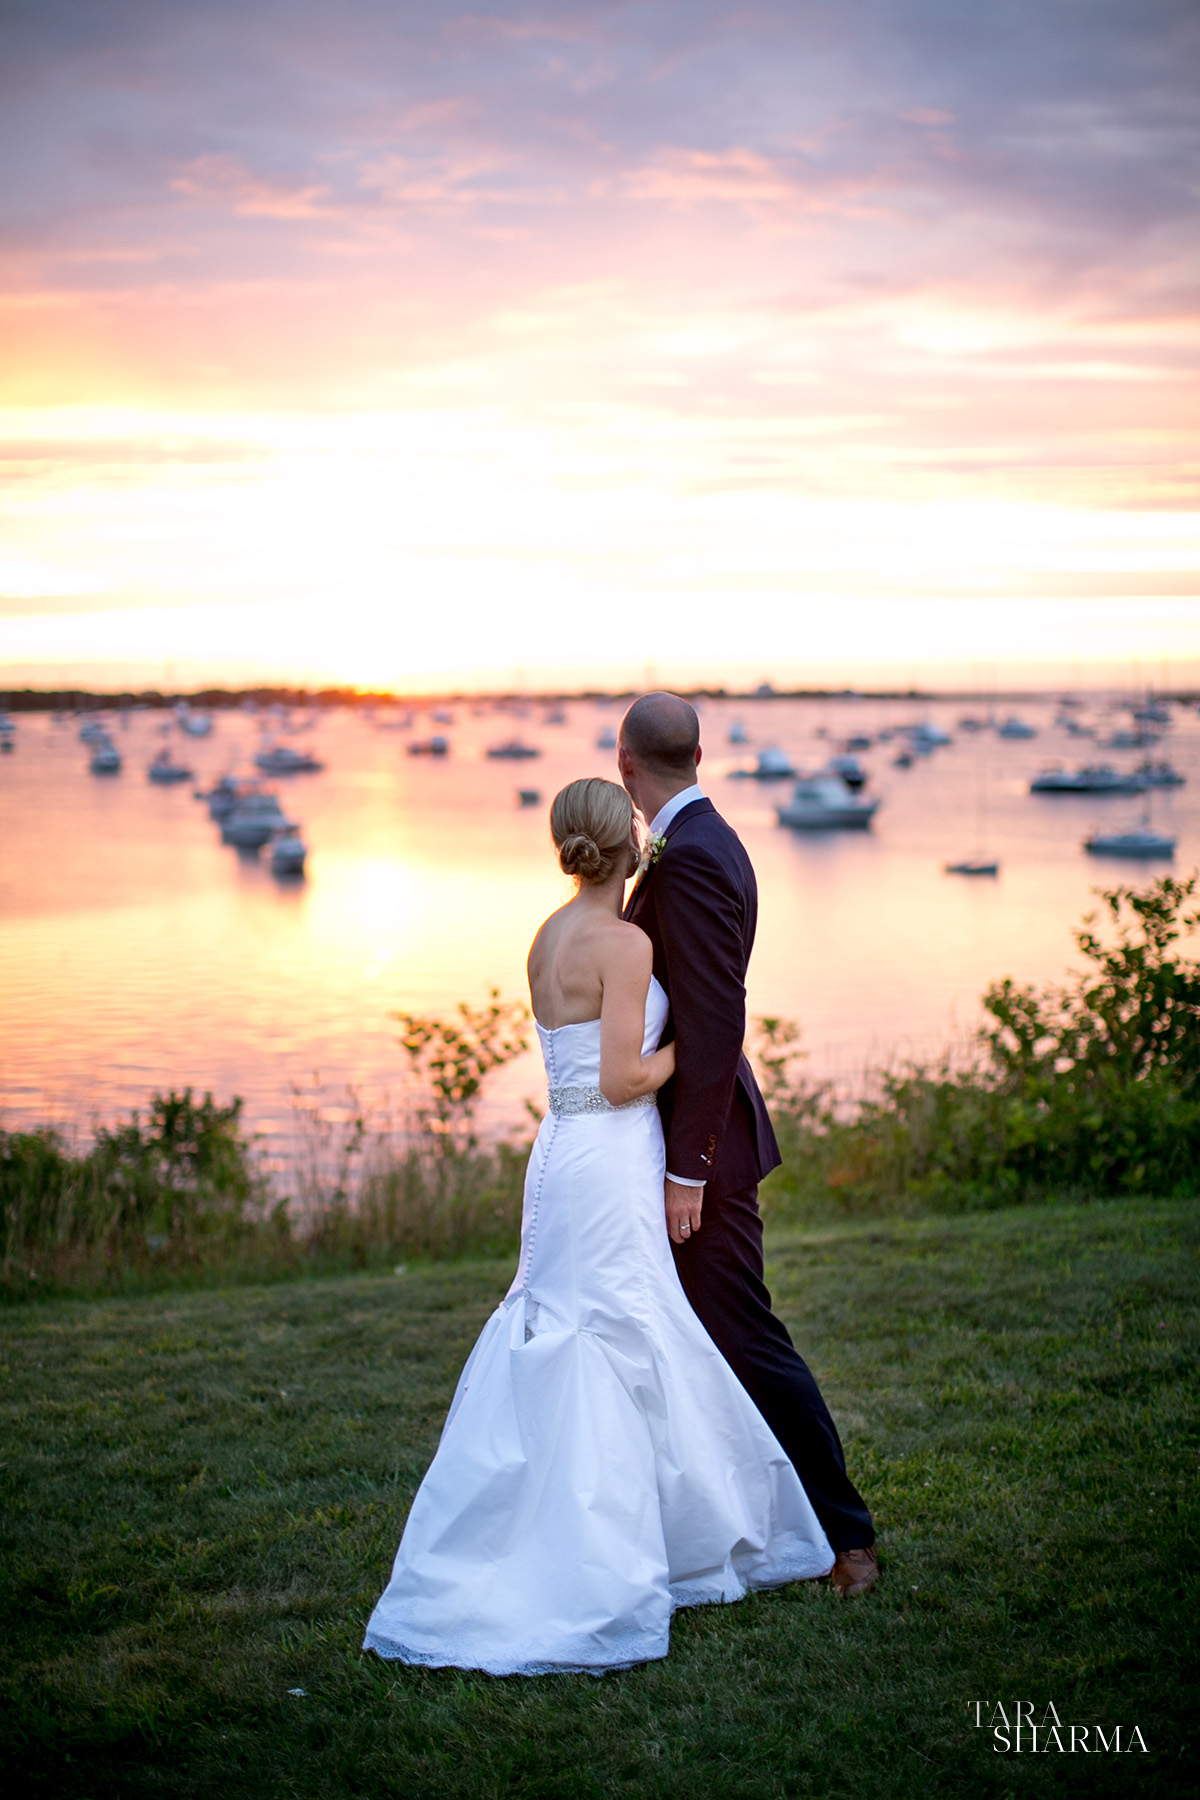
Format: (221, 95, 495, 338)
(363, 778, 833, 1676)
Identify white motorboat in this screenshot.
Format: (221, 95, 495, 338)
(222, 791, 292, 848)
(269, 828, 308, 874)
(1029, 765, 1146, 795)
(1132, 701, 1170, 725)
(79, 718, 110, 744)
(542, 705, 567, 725)
(1102, 727, 1156, 751)
(996, 716, 1036, 739)
(1084, 827, 1175, 858)
(89, 740, 122, 774)
(431, 708, 455, 725)
(148, 749, 194, 784)
(486, 738, 541, 760)
(826, 753, 867, 790)
(727, 720, 750, 745)
(255, 742, 325, 775)
(175, 703, 213, 737)
(407, 735, 449, 756)
(596, 727, 617, 750)
(738, 747, 795, 780)
(777, 774, 880, 829)
(203, 774, 258, 819)
(908, 721, 952, 750)
(1136, 759, 1186, 788)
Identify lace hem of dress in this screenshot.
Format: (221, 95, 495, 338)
(362, 1626, 667, 1677)
(548, 1084, 657, 1116)
(362, 1545, 834, 1678)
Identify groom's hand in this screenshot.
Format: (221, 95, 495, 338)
(665, 1178, 704, 1245)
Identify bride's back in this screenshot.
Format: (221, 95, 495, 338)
(528, 776, 641, 1031)
(528, 905, 627, 1030)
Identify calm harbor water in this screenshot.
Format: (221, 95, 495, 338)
(2, 693, 1197, 1169)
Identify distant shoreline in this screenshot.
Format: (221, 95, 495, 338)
(4, 682, 1198, 712)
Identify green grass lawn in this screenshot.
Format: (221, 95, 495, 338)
(2, 1199, 1196, 1799)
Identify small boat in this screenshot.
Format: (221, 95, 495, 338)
(1136, 759, 1185, 788)
(269, 828, 307, 875)
(945, 857, 999, 876)
(742, 748, 795, 781)
(254, 742, 325, 775)
(908, 721, 952, 749)
(1029, 765, 1146, 795)
(203, 775, 258, 820)
(89, 740, 122, 774)
(516, 788, 542, 807)
(1084, 827, 1175, 858)
(596, 728, 617, 750)
(0, 735, 12, 754)
(375, 710, 414, 730)
(1101, 727, 1156, 751)
(892, 750, 914, 769)
(175, 703, 213, 737)
(79, 718, 110, 744)
(826, 753, 867, 791)
(542, 705, 567, 726)
(727, 721, 750, 745)
(486, 738, 541, 760)
(777, 774, 880, 829)
(406, 736, 449, 756)
(148, 749, 194, 783)
(996, 717, 1036, 739)
(845, 734, 873, 751)
(956, 716, 987, 732)
(431, 708, 455, 726)
(222, 792, 291, 848)
(1132, 701, 1170, 725)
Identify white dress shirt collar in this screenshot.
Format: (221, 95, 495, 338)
(648, 783, 705, 839)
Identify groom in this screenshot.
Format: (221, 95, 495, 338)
(619, 692, 879, 1596)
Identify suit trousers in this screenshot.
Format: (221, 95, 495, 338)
(671, 1181, 875, 1552)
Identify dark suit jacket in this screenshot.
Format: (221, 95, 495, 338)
(625, 796, 780, 1200)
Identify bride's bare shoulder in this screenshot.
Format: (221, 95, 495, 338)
(598, 917, 652, 971)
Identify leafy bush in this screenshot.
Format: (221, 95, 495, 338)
(0, 1089, 270, 1286)
(761, 874, 1200, 1219)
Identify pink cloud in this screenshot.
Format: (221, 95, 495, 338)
(171, 155, 335, 220)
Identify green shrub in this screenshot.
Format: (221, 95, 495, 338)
(761, 873, 1200, 1220)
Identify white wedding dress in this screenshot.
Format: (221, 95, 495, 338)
(363, 976, 833, 1675)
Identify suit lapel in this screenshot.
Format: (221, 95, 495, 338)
(625, 796, 714, 920)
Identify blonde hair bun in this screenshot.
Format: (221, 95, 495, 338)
(550, 778, 636, 885)
(558, 831, 603, 880)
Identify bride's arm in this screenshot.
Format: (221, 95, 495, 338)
(598, 930, 675, 1106)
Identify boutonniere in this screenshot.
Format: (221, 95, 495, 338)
(632, 832, 667, 889)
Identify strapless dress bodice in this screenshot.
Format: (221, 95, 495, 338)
(535, 973, 669, 1094)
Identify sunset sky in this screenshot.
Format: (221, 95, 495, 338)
(1, 0, 1197, 692)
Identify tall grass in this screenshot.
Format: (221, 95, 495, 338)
(4, 877, 1197, 1297)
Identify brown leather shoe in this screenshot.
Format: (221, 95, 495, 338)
(829, 1545, 880, 1597)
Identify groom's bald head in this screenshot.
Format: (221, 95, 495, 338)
(619, 692, 701, 780)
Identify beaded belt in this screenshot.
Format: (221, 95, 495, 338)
(548, 1085, 658, 1116)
